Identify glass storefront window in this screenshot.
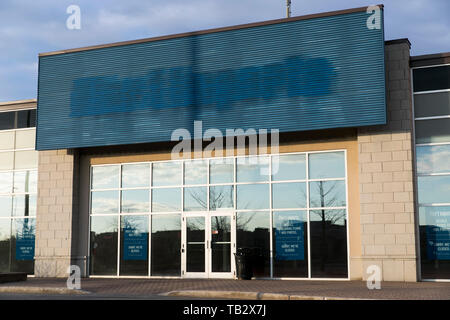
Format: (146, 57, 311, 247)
(91, 191, 119, 214)
(237, 184, 270, 210)
(90, 216, 118, 275)
(415, 118, 450, 144)
(272, 154, 306, 181)
(237, 156, 269, 182)
(89, 151, 347, 278)
(151, 214, 181, 276)
(419, 206, 450, 279)
(10, 218, 35, 273)
(152, 188, 181, 212)
(272, 182, 306, 209)
(209, 185, 234, 210)
(0, 196, 12, 217)
(12, 195, 36, 217)
(309, 180, 346, 208)
(0, 219, 11, 273)
(152, 162, 181, 186)
(273, 211, 308, 278)
(309, 152, 345, 179)
(121, 164, 150, 188)
(91, 165, 119, 189)
(184, 187, 207, 211)
(310, 209, 347, 278)
(121, 189, 149, 213)
(210, 158, 234, 184)
(416, 145, 450, 174)
(120, 215, 149, 276)
(13, 171, 37, 193)
(236, 211, 270, 277)
(418, 176, 450, 204)
(0, 172, 12, 193)
(184, 160, 207, 185)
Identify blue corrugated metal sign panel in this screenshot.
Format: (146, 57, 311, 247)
(36, 7, 386, 150)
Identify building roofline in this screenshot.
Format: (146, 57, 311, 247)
(0, 99, 37, 106)
(39, 4, 383, 57)
(410, 52, 450, 68)
(385, 38, 411, 48)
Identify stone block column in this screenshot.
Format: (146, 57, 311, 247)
(35, 149, 79, 277)
(358, 39, 418, 281)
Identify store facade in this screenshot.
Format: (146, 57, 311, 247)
(0, 5, 448, 281)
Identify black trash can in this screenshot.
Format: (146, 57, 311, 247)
(234, 247, 253, 280)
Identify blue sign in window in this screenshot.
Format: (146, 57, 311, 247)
(123, 227, 148, 261)
(426, 209, 450, 260)
(15, 222, 35, 261)
(275, 220, 304, 261)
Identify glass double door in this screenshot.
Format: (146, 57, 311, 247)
(182, 212, 235, 278)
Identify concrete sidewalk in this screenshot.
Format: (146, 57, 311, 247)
(0, 278, 448, 300)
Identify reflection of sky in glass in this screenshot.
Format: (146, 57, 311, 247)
(419, 206, 450, 228)
(417, 145, 450, 174)
(152, 162, 182, 186)
(310, 209, 346, 226)
(210, 158, 234, 184)
(13, 171, 37, 193)
(0, 196, 12, 217)
(272, 154, 306, 181)
(92, 166, 120, 189)
(237, 156, 269, 182)
(236, 211, 269, 231)
(209, 185, 234, 210)
(309, 152, 345, 179)
(0, 219, 11, 241)
(152, 188, 181, 212)
(121, 164, 150, 188)
(0, 172, 12, 193)
(152, 214, 181, 233)
(121, 189, 149, 213)
(91, 191, 119, 214)
(184, 160, 207, 185)
(184, 187, 207, 211)
(418, 176, 450, 204)
(91, 215, 118, 234)
(237, 184, 269, 210)
(309, 180, 346, 208)
(273, 210, 306, 230)
(12, 195, 37, 217)
(121, 215, 148, 234)
(272, 183, 306, 209)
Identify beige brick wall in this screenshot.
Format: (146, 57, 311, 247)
(358, 40, 418, 281)
(35, 149, 78, 277)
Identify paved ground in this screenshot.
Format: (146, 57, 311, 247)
(0, 278, 448, 300)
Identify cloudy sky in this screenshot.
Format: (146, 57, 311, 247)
(0, 0, 449, 102)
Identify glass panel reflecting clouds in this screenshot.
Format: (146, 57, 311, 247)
(13, 171, 37, 193)
(121, 189, 149, 213)
(152, 162, 181, 186)
(309, 152, 345, 179)
(90, 215, 118, 275)
(237, 184, 269, 210)
(272, 154, 306, 181)
(418, 176, 450, 204)
(209, 185, 234, 210)
(237, 156, 269, 182)
(121, 164, 149, 188)
(152, 188, 181, 212)
(184, 187, 207, 211)
(0, 172, 12, 193)
(417, 145, 450, 174)
(184, 160, 207, 185)
(210, 158, 234, 184)
(0, 196, 12, 217)
(310, 180, 346, 208)
(272, 182, 306, 209)
(91, 191, 119, 214)
(91, 166, 119, 189)
(415, 118, 450, 144)
(12, 195, 36, 217)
